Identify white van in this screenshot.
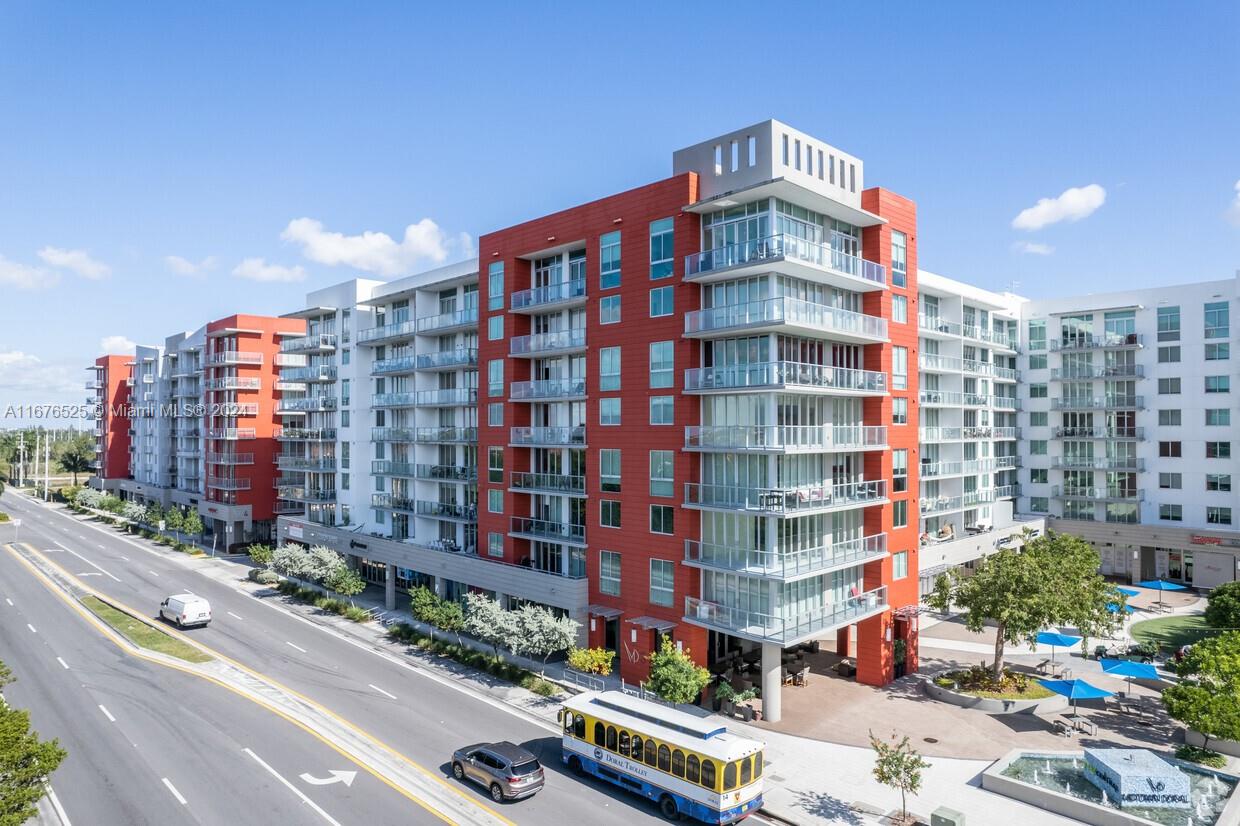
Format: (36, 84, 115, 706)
(159, 594, 211, 628)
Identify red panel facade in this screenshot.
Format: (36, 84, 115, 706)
(95, 354, 132, 479)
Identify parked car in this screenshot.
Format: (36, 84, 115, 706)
(159, 594, 211, 628)
(451, 741, 545, 802)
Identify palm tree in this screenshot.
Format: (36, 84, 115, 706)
(56, 435, 95, 486)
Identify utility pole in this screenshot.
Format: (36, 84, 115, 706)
(44, 436, 50, 501)
(16, 432, 24, 487)
(33, 431, 40, 493)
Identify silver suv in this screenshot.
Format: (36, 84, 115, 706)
(451, 741, 545, 802)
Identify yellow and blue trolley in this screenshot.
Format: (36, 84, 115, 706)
(559, 690, 764, 823)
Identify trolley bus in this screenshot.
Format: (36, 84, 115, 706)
(559, 690, 764, 823)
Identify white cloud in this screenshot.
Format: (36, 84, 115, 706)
(165, 254, 217, 276)
(0, 254, 59, 289)
(1011, 184, 1106, 231)
(232, 257, 306, 283)
(1226, 179, 1240, 227)
(1012, 241, 1054, 256)
(99, 335, 136, 355)
(280, 217, 455, 277)
(37, 246, 112, 279)
(0, 350, 78, 395)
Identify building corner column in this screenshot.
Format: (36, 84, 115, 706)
(385, 563, 396, 610)
(760, 642, 782, 723)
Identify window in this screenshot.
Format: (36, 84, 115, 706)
(649, 341, 674, 388)
(487, 359, 504, 397)
(650, 559, 675, 606)
(740, 757, 751, 786)
(599, 551, 621, 595)
(600, 398, 621, 425)
(1029, 384, 1048, 399)
(619, 731, 630, 757)
(599, 295, 621, 324)
(1160, 504, 1183, 522)
(892, 397, 907, 425)
(488, 532, 503, 558)
(631, 736, 643, 762)
(1206, 375, 1230, 393)
(600, 449, 621, 492)
(341, 442, 350, 469)
(1205, 300, 1229, 339)
(892, 500, 907, 529)
(1159, 409, 1182, 426)
(1207, 409, 1231, 426)
(650, 451, 674, 497)
(1028, 320, 1046, 351)
(606, 726, 617, 751)
(892, 294, 907, 324)
(1158, 377, 1180, 395)
(1157, 306, 1180, 341)
(649, 218, 674, 279)
(600, 231, 621, 289)
(1159, 441, 1182, 458)
(747, 135, 757, 167)
(1158, 346, 1181, 363)
(1206, 343, 1230, 361)
(891, 231, 907, 288)
(672, 750, 686, 779)
(340, 472, 350, 490)
(487, 488, 503, 514)
(657, 744, 671, 772)
(341, 348, 351, 365)
(1029, 354, 1048, 370)
(650, 286, 674, 317)
(1159, 472, 1182, 489)
(488, 402, 503, 427)
(650, 396, 674, 425)
(600, 499, 621, 528)
(892, 346, 908, 390)
(1207, 474, 1232, 492)
(341, 378, 351, 406)
(1206, 441, 1231, 459)
(1030, 440, 1048, 455)
(723, 761, 737, 791)
(487, 261, 504, 311)
(892, 449, 908, 493)
(650, 505, 674, 535)
(1030, 411, 1048, 427)
(488, 447, 503, 483)
(687, 754, 700, 784)
(1030, 468, 1048, 484)
(488, 315, 503, 340)
(1207, 506, 1232, 526)
(701, 760, 716, 789)
(1030, 497, 1049, 513)
(600, 346, 621, 391)
(893, 551, 908, 580)
(341, 409, 350, 427)
(593, 722, 604, 746)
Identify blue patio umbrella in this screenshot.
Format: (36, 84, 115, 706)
(1036, 631, 1083, 663)
(1116, 587, 1141, 598)
(1099, 658, 1159, 695)
(1039, 678, 1114, 714)
(1106, 602, 1136, 614)
(1137, 579, 1187, 609)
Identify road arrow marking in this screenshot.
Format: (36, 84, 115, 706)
(300, 770, 357, 787)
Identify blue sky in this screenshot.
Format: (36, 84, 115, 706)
(2, 2, 1238, 420)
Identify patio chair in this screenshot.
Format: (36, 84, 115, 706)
(793, 666, 810, 687)
(1052, 718, 1074, 737)
(782, 669, 794, 686)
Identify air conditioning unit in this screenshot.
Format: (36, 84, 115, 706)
(931, 808, 964, 826)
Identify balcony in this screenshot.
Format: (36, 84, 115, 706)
(173, 385, 202, 398)
(414, 349, 478, 371)
(962, 326, 1019, 351)
(684, 534, 887, 581)
(175, 447, 201, 458)
(204, 377, 261, 391)
(274, 501, 305, 515)
(276, 456, 337, 472)
(280, 488, 337, 503)
(1050, 365, 1144, 380)
(684, 234, 886, 292)
(509, 517, 586, 547)
(205, 428, 255, 440)
(1050, 333, 1143, 351)
(918, 355, 1019, 381)
(85, 380, 102, 390)
(413, 463, 476, 482)
(207, 477, 251, 491)
(370, 354, 418, 376)
(281, 334, 337, 354)
(1053, 425, 1144, 440)
(280, 365, 337, 383)
(416, 388, 477, 407)
(274, 354, 308, 368)
(371, 392, 416, 409)
(919, 390, 1019, 409)
(684, 297, 887, 344)
(510, 377, 586, 402)
(509, 426, 586, 447)
(684, 362, 886, 396)
(416, 307, 478, 334)
(357, 319, 418, 346)
(921, 458, 1018, 478)
(920, 489, 997, 516)
(1052, 486, 1143, 502)
(684, 479, 887, 516)
(510, 472, 586, 497)
(509, 328, 587, 358)
(207, 351, 264, 366)
(205, 452, 254, 465)
(275, 381, 307, 393)
(684, 586, 888, 647)
(1051, 396, 1143, 410)
(1052, 456, 1145, 471)
(918, 315, 963, 337)
(279, 396, 338, 413)
(995, 484, 1021, 498)
(683, 424, 886, 453)
(920, 425, 1020, 442)
(510, 279, 586, 314)
(278, 427, 337, 441)
(413, 426, 477, 443)
(414, 500, 477, 521)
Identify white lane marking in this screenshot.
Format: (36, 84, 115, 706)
(44, 785, 72, 826)
(53, 541, 122, 582)
(285, 641, 307, 654)
(98, 704, 116, 723)
(161, 777, 187, 806)
(78, 572, 102, 577)
(148, 570, 160, 577)
(244, 748, 342, 826)
(120, 555, 130, 561)
(367, 683, 397, 700)
(27, 624, 36, 633)
(4, 598, 12, 606)
(56, 657, 69, 670)
(97, 544, 105, 549)
(227, 611, 244, 621)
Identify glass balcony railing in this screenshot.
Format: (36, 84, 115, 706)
(683, 424, 886, 452)
(278, 427, 337, 441)
(962, 326, 1018, 350)
(370, 427, 418, 442)
(995, 484, 1021, 498)
(509, 517, 586, 546)
(1049, 333, 1143, 351)
(921, 457, 1019, 478)
(279, 396, 338, 412)
(280, 334, 337, 354)
(205, 452, 254, 465)
(1052, 486, 1143, 502)
(357, 319, 417, 345)
(412, 463, 476, 481)
(684, 297, 887, 340)
(276, 456, 336, 471)
(509, 426, 586, 447)
(684, 361, 886, 394)
(684, 586, 887, 646)
(206, 477, 251, 491)
(371, 493, 415, 512)
(415, 388, 477, 407)
(1051, 396, 1143, 410)
(1052, 425, 1144, 439)
(684, 480, 886, 514)
(1052, 456, 1145, 471)
(510, 472, 586, 495)
(509, 328, 587, 357)
(416, 306, 478, 334)
(684, 234, 886, 287)
(204, 377, 261, 391)
(918, 315, 963, 336)
(919, 390, 1019, 409)
(919, 489, 997, 516)
(510, 377, 586, 401)
(413, 426, 477, 443)
(1050, 365, 1144, 380)
(280, 365, 337, 382)
(371, 392, 417, 408)
(414, 349, 478, 370)
(205, 427, 255, 440)
(684, 534, 886, 579)
(370, 355, 418, 375)
(510, 279, 586, 312)
(206, 351, 264, 366)
(415, 500, 477, 521)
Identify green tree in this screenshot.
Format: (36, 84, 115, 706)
(869, 730, 930, 825)
(1205, 582, 1240, 632)
(567, 647, 615, 676)
(645, 639, 710, 705)
(164, 506, 185, 542)
(181, 509, 203, 544)
(513, 605, 580, 673)
(143, 503, 163, 531)
(1162, 631, 1240, 752)
(924, 531, 1117, 677)
(325, 565, 365, 605)
(0, 660, 68, 826)
(54, 434, 95, 485)
(246, 544, 273, 567)
(463, 592, 518, 659)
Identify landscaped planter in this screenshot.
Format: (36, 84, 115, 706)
(921, 675, 1068, 714)
(1186, 729, 1240, 758)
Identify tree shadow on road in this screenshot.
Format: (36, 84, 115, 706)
(790, 788, 865, 824)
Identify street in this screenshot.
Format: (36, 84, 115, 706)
(0, 491, 669, 826)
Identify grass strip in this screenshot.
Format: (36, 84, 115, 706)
(80, 595, 212, 663)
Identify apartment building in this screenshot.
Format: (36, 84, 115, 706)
(87, 354, 132, 486)
(1018, 275, 1240, 590)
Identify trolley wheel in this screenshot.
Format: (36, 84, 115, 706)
(567, 756, 585, 776)
(659, 794, 679, 820)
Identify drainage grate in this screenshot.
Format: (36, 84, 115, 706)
(923, 737, 939, 744)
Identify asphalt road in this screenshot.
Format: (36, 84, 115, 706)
(0, 491, 667, 826)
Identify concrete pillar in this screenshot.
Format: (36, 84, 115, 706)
(434, 576, 447, 598)
(494, 592, 508, 611)
(385, 563, 396, 611)
(836, 625, 852, 658)
(346, 554, 359, 571)
(760, 642, 782, 723)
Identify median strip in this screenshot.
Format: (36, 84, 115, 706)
(79, 596, 212, 664)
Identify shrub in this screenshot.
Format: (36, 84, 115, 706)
(246, 568, 262, 582)
(0, 511, 9, 523)
(520, 675, 559, 697)
(567, 646, 615, 676)
(1176, 745, 1226, 768)
(246, 543, 273, 567)
(257, 571, 280, 585)
(1205, 581, 1240, 632)
(344, 605, 370, 623)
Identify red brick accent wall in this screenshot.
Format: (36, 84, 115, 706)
(97, 354, 132, 479)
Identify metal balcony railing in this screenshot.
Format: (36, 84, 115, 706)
(684, 297, 887, 340)
(510, 377, 586, 401)
(280, 333, 337, 354)
(683, 424, 886, 452)
(416, 306, 478, 334)
(509, 426, 586, 447)
(509, 328, 587, 357)
(509, 517, 586, 546)
(684, 361, 886, 394)
(414, 500, 477, 520)
(684, 586, 887, 645)
(684, 479, 886, 514)
(510, 279, 587, 312)
(412, 463, 476, 481)
(684, 534, 886, 580)
(684, 234, 886, 287)
(510, 472, 586, 495)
